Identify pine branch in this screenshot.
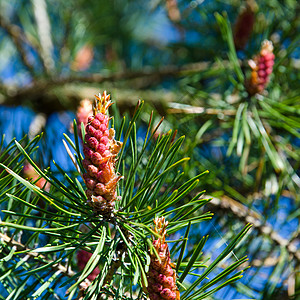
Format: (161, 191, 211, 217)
(0, 232, 91, 290)
(0, 60, 226, 98)
(206, 195, 300, 262)
(0, 85, 174, 115)
(168, 106, 238, 116)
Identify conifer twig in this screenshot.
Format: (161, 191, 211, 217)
(0, 232, 91, 289)
(0, 60, 227, 100)
(167, 106, 238, 115)
(206, 195, 300, 262)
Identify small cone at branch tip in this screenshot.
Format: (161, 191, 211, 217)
(146, 217, 180, 300)
(71, 44, 94, 71)
(245, 40, 275, 96)
(77, 249, 100, 281)
(23, 162, 50, 191)
(233, 0, 258, 50)
(76, 224, 99, 284)
(82, 91, 123, 214)
(166, 0, 181, 23)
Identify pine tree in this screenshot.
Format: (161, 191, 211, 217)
(0, 1, 299, 299)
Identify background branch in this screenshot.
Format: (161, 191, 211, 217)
(0, 16, 36, 77)
(206, 195, 300, 262)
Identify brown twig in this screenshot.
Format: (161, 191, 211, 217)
(0, 60, 226, 99)
(206, 195, 300, 262)
(167, 106, 237, 116)
(0, 232, 91, 289)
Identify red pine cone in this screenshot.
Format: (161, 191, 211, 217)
(71, 44, 94, 71)
(147, 217, 180, 300)
(166, 0, 181, 23)
(23, 162, 50, 192)
(246, 40, 275, 95)
(233, 0, 257, 50)
(82, 91, 122, 214)
(77, 249, 100, 281)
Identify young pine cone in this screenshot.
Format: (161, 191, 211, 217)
(233, 0, 257, 50)
(246, 40, 275, 95)
(77, 249, 100, 281)
(82, 91, 122, 214)
(147, 217, 180, 300)
(23, 162, 50, 192)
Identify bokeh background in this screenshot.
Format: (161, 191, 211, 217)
(0, 0, 299, 299)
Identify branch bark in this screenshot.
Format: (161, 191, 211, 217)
(0, 232, 91, 289)
(206, 195, 300, 262)
(0, 60, 226, 106)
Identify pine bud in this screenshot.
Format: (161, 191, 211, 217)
(77, 249, 100, 281)
(233, 0, 257, 50)
(147, 217, 180, 300)
(82, 91, 123, 214)
(166, 0, 181, 23)
(23, 162, 50, 191)
(71, 44, 94, 71)
(246, 40, 275, 95)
